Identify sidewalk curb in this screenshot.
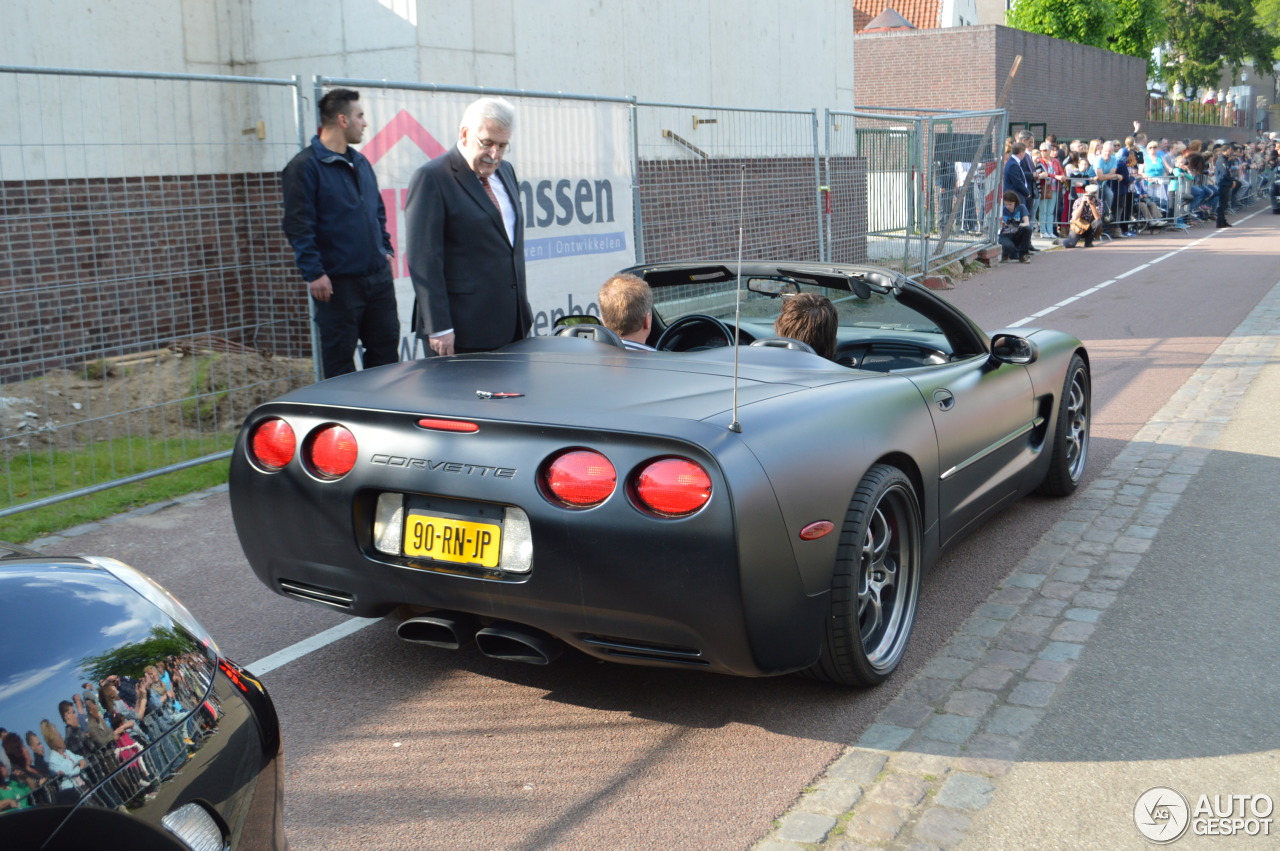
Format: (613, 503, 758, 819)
(754, 273, 1280, 849)
(24, 483, 229, 551)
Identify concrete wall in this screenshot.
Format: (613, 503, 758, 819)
(10, 0, 854, 112)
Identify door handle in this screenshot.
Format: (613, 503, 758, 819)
(932, 389, 955, 411)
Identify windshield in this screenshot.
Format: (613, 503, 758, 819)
(651, 276, 943, 335)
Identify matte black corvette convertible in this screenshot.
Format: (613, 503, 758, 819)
(231, 262, 1090, 687)
(0, 542, 283, 849)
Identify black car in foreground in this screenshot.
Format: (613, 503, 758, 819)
(231, 261, 1090, 687)
(0, 542, 284, 850)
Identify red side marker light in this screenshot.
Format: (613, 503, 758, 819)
(250, 418, 295, 471)
(799, 520, 835, 541)
(417, 417, 480, 433)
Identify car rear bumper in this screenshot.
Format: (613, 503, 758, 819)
(231, 405, 825, 677)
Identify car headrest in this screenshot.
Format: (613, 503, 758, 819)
(553, 323, 626, 349)
(748, 337, 817, 354)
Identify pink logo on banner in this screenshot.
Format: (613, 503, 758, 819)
(361, 109, 447, 166)
(361, 110, 448, 275)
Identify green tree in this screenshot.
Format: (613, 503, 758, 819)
(1107, 0, 1170, 70)
(1006, 0, 1115, 50)
(78, 624, 200, 684)
(1254, 0, 1280, 60)
(1007, 0, 1168, 68)
(1162, 0, 1280, 90)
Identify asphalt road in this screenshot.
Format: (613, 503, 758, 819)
(29, 208, 1280, 850)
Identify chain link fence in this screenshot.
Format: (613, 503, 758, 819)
(826, 108, 1006, 275)
(0, 66, 311, 522)
(632, 103, 823, 264)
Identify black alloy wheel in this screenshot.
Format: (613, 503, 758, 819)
(806, 464, 922, 687)
(1037, 353, 1091, 496)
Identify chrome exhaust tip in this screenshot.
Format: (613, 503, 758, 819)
(395, 612, 476, 650)
(475, 623, 563, 665)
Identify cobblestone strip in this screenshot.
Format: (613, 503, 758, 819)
(24, 483, 229, 550)
(755, 280, 1280, 851)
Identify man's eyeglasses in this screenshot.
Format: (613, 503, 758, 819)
(477, 139, 510, 154)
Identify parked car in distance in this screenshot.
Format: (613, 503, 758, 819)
(0, 541, 284, 850)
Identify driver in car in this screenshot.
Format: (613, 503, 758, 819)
(599, 273, 656, 351)
(774, 292, 837, 359)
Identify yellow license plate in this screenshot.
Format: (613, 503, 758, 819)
(403, 512, 502, 568)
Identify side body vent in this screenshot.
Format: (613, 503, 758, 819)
(278, 579, 355, 611)
(580, 634, 708, 666)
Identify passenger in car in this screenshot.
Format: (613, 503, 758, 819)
(598, 273, 656, 351)
(774, 292, 837, 359)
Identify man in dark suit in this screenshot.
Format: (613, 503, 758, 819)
(1002, 143, 1033, 211)
(406, 97, 531, 355)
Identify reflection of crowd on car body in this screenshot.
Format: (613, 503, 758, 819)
(0, 653, 218, 812)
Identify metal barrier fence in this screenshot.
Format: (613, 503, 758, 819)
(825, 108, 1006, 275)
(632, 102, 823, 263)
(0, 66, 311, 522)
(1024, 165, 1274, 249)
(1, 63, 1006, 519)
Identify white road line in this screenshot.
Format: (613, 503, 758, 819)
(1009, 208, 1266, 328)
(1114, 265, 1149, 279)
(248, 617, 379, 674)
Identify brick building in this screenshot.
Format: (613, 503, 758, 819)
(853, 24, 1257, 144)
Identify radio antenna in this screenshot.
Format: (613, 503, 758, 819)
(729, 163, 745, 433)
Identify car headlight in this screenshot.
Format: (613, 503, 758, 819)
(162, 802, 228, 851)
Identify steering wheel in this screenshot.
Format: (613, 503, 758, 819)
(655, 314, 735, 352)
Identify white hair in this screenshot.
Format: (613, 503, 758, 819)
(460, 96, 515, 133)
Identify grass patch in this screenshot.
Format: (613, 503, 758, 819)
(180, 355, 232, 426)
(1, 433, 234, 545)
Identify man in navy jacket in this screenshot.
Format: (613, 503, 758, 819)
(282, 88, 398, 378)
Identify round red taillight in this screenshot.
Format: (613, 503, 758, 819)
(306, 424, 358, 479)
(633, 457, 712, 517)
(543, 449, 616, 508)
(250, 418, 295, 471)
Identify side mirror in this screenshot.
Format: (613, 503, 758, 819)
(990, 333, 1038, 365)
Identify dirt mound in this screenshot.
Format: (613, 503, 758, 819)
(2, 345, 314, 456)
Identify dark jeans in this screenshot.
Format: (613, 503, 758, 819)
(313, 267, 400, 379)
(999, 226, 1032, 259)
(1216, 184, 1232, 224)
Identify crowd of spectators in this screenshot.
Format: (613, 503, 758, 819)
(981, 127, 1279, 256)
(0, 653, 217, 812)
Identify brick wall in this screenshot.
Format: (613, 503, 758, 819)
(0, 173, 306, 382)
(854, 26, 1241, 144)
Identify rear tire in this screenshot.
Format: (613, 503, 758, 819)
(1037, 353, 1090, 496)
(805, 464, 922, 687)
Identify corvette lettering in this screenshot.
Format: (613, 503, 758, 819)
(370, 455, 516, 478)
